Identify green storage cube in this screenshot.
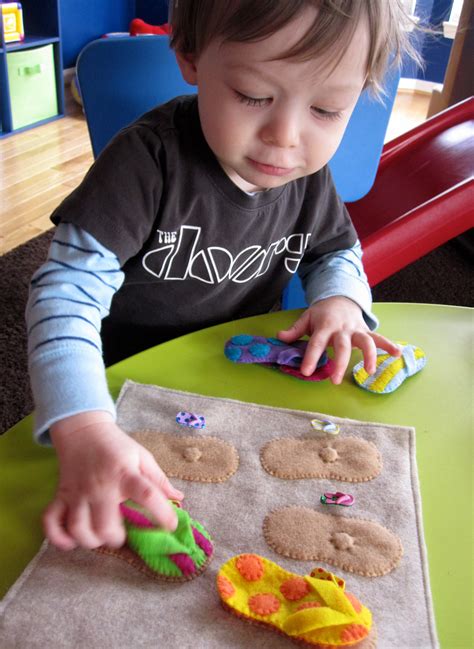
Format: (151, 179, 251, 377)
(7, 44, 58, 130)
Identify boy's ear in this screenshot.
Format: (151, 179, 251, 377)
(175, 51, 198, 85)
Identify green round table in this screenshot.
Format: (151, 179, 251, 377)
(1, 304, 472, 647)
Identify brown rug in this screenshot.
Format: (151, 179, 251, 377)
(0, 230, 53, 434)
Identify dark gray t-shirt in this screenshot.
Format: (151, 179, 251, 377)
(51, 96, 357, 362)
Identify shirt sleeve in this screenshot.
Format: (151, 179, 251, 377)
(298, 240, 379, 330)
(26, 223, 124, 444)
(50, 123, 164, 265)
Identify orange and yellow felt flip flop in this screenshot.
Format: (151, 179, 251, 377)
(217, 554, 373, 647)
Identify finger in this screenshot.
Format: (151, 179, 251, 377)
(330, 333, 352, 384)
(67, 500, 103, 549)
(42, 499, 77, 551)
(277, 311, 310, 343)
(371, 333, 401, 356)
(140, 451, 184, 501)
(123, 474, 178, 531)
(299, 332, 330, 376)
(354, 333, 378, 375)
(90, 501, 126, 548)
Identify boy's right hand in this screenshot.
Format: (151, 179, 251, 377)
(45, 412, 184, 551)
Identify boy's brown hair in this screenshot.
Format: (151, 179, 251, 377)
(170, 0, 421, 98)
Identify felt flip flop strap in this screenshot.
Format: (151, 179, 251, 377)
(120, 503, 154, 528)
(192, 526, 213, 556)
(401, 345, 417, 373)
(282, 576, 367, 637)
(169, 553, 197, 576)
(305, 576, 355, 614)
(282, 607, 359, 636)
(276, 347, 305, 366)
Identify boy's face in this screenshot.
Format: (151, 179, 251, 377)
(177, 7, 369, 193)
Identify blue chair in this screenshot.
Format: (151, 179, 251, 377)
(77, 36, 400, 184)
(76, 36, 195, 158)
(76, 36, 402, 307)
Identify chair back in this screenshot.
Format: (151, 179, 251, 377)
(329, 68, 400, 202)
(77, 36, 195, 158)
(77, 36, 400, 198)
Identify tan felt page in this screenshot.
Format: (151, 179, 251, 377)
(0, 381, 438, 649)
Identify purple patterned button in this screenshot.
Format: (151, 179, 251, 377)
(176, 411, 206, 429)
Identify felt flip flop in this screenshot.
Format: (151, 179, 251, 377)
(224, 335, 308, 367)
(224, 334, 333, 381)
(352, 342, 426, 394)
(311, 418, 340, 435)
(97, 501, 213, 582)
(175, 411, 206, 429)
(217, 554, 373, 647)
(320, 492, 355, 507)
(279, 360, 334, 382)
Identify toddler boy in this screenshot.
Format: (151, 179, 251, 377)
(26, 0, 412, 550)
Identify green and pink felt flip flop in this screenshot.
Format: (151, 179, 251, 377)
(97, 501, 213, 582)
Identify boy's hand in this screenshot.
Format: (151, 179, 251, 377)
(278, 296, 401, 384)
(45, 412, 184, 551)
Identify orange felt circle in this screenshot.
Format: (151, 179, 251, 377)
(235, 554, 264, 581)
(280, 577, 310, 601)
(248, 593, 281, 616)
(217, 575, 235, 599)
(345, 591, 363, 613)
(341, 624, 368, 642)
(296, 601, 322, 611)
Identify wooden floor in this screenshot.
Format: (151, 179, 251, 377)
(0, 89, 430, 255)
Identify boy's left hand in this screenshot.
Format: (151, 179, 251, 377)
(278, 296, 401, 384)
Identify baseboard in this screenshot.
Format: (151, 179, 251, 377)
(398, 78, 443, 95)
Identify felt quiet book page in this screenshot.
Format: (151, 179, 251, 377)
(0, 381, 438, 649)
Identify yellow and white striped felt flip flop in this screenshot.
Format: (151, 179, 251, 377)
(352, 342, 426, 394)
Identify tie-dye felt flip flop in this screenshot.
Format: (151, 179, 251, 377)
(352, 342, 426, 394)
(217, 554, 374, 647)
(224, 334, 334, 381)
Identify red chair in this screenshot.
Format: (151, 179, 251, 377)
(347, 96, 474, 287)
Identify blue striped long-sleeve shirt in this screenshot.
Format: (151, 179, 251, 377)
(26, 223, 377, 444)
(26, 223, 124, 444)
